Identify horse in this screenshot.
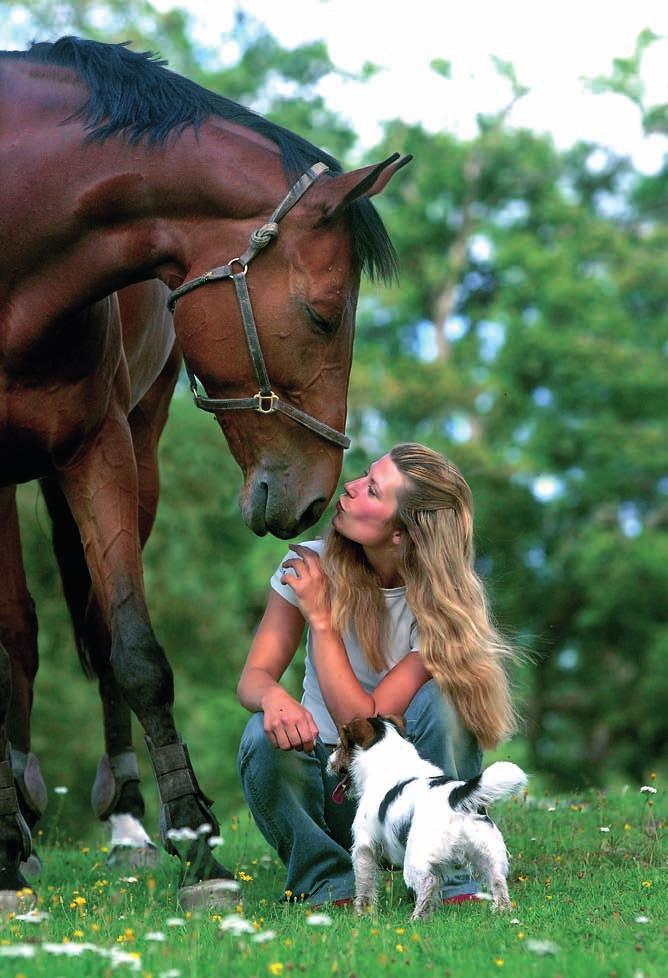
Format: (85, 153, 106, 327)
(0, 36, 410, 909)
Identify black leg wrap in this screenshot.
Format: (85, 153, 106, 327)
(145, 737, 219, 855)
(0, 751, 32, 864)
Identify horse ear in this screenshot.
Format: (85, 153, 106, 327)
(314, 153, 413, 222)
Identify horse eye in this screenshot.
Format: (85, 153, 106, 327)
(305, 305, 338, 336)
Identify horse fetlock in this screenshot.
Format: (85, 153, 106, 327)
(10, 748, 48, 827)
(91, 749, 142, 820)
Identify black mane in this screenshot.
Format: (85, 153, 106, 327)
(3, 36, 396, 281)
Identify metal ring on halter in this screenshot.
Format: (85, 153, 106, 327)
(254, 392, 279, 414)
(228, 258, 248, 276)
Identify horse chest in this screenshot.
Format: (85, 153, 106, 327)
(0, 303, 124, 483)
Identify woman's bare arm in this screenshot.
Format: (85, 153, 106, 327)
(237, 590, 319, 752)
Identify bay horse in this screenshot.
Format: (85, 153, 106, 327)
(0, 36, 410, 909)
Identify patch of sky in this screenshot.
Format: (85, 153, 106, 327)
(494, 199, 529, 227)
(475, 554, 493, 577)
(425, 198, 451, 223)
(586, 148, 612, 175)
(532, 474, 565, 502)
(461, 269, 487, 297)
(443, 413, 473, 444)
(358, 408, 387, 454)
(358, 295, 393, 326)
(532, 386, 554, 407)
(469, 234, 494, 263)
(557, 175, 578, 204)
(444, 315, 469, 341)
(475, 391, 494, 413)
(513, 421, 534, 445)
(557, 647, 579, 671)
(524, 545, 546, 569)
(478, 320, 506, 361)
(593, 190, 631, 220)
(566, 466, 585, 482)
(658, 476, 668, 495)
(523, 305, 540, 325)
(618, 501, 643, 538)
(414, 320, 438, 362)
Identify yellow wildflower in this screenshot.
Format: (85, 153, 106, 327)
(268, 964, 284, 976)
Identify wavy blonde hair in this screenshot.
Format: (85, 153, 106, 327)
(321, 443, 519, 749)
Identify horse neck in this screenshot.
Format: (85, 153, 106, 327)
(1, 61, 287, 301)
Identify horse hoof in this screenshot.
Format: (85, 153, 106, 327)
(0, 889, 37, 914)
(178, 879, 240, 912)
(106, 843, 161, 869)
(19, 853, 42, 879)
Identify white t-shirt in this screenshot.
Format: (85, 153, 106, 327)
(270, 539, 420, 744)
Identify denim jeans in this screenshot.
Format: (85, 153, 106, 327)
(236, 680, 482, 905)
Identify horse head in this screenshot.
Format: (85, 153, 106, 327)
(169, 155, 410, 538)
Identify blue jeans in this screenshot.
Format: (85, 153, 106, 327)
(236, 680, 482, 905)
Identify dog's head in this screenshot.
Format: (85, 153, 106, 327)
(327, 715, 406, 799)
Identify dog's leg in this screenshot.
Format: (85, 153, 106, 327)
(352, 843, 379, 915)
(473, 828, 511, 912)
(489, 873, 511, 912)
(411, 870, 439, 920)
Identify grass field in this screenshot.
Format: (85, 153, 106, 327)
(0, 779, 664, 978)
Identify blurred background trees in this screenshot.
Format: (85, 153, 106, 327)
(2, 0, 666, 836)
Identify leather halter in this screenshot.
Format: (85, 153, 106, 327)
(167, 163, 351, 450)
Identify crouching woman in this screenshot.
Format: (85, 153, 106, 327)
(236, 443, 518, 906)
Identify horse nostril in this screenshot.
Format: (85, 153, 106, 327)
(299, 496, 327, 530)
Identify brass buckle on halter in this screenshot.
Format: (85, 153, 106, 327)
(254, 391, 279, 414)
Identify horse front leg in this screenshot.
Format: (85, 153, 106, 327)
(58, 407, 237, 907)
(40, 475, 157, 868)
(0, 487, 43, 908)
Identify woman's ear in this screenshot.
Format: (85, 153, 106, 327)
(391, 527, 402, 546)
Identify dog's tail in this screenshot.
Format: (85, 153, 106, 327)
(448, 762, 527, 814)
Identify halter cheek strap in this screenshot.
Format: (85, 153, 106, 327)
(167, 162, 350, 451)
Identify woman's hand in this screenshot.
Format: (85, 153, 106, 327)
(280, 545, 332, 630)
(261, 685, 319, 752)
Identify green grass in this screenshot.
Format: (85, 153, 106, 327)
(1, 782, 664, 978)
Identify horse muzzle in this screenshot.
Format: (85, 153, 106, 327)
(240, 471, 329, 538)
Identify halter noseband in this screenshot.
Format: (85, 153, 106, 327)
(167, 162, 350, 450)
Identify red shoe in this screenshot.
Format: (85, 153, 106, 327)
(442, 893, 484, 905)
(310, 897, 353, 910)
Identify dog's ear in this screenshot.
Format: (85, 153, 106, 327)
(337, 723, 351, 750)
(344, 717, 378, 749)
(384, 714, 406, 736)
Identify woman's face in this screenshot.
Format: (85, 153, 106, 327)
(332, 453, 406, 549)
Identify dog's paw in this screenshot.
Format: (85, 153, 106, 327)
(491, 899, 512, 913)
(354, 899, 376, 916)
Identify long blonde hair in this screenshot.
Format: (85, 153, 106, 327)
(321, 443, 519, 749)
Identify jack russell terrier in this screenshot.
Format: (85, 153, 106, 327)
(327, 715, 527, 919)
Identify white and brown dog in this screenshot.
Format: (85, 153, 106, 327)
(327, 715, 527, 919)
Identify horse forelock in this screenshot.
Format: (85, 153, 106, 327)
(1, 36, 396, 284)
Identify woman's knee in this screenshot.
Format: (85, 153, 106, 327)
(237, 712, 273, 775)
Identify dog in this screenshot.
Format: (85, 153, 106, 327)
(327, 715, 527, 919)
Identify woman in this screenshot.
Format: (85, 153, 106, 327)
(237, 443, 518, 906)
